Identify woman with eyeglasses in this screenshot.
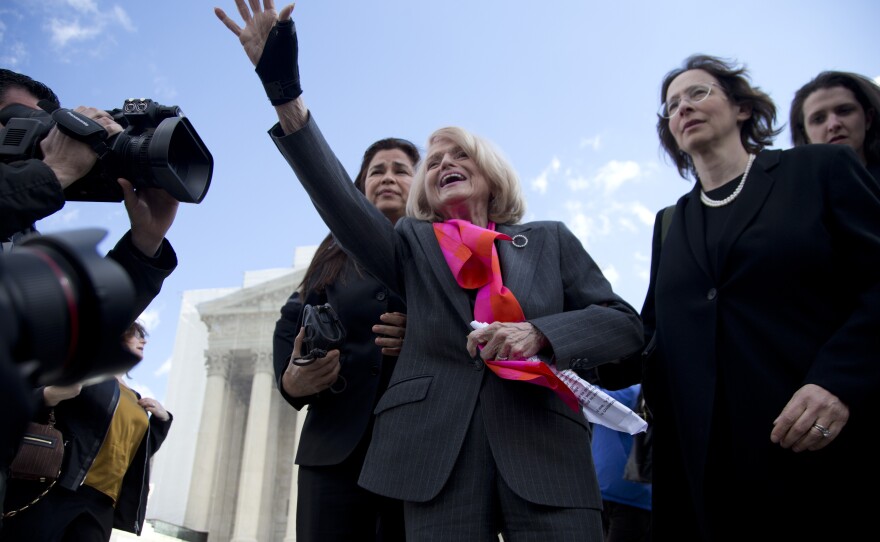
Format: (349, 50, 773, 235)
(789, 70, 880, 180)
(634, 54, 880, 541)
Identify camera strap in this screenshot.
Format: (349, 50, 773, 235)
(38, 100, 111, 158)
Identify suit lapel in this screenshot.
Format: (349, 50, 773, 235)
(412, 221, 475, 325)
(497, 223, 539, 309)
(683, 150, 780, 280)
(684, 187, 712, 280)
(714, 150, 778, 273)
(411, 221, 540, 325)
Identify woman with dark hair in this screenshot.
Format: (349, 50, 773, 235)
(272, 137, 418, 542)
(637, 54, 880, 541)
(790, 70, 880, 178)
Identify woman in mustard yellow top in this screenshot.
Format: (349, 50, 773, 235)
(1, 321, 172, 541)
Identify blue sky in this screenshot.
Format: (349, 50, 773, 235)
(3, 0, 878, 402)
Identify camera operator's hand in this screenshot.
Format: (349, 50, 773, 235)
(39, 106, 122, 189)
(282, 327, 341, 397)
(43, 383, 83, 407)
(119, 178, 179, 257)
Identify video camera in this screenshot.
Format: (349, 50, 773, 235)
(0, 98, 213, 203)
(0, 229, 139, 387)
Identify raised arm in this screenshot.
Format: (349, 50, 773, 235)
(214, 0, 308, 134)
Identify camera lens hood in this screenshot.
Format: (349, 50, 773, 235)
(148, 116, 213, 203)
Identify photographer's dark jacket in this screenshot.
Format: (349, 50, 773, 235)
(0, 158, 177, 318)
(1, 160, 64, 244)
(272, 261, 405, 466)
(40, 380, 172, 534)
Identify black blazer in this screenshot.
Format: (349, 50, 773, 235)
(270, 115, 643, 507)
(273, 261, 404, 466)
(643, 145, 880, 539)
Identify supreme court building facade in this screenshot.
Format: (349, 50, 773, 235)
(145, 248, 315, 542)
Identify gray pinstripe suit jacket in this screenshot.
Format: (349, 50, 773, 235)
(270, 115, 643, 508)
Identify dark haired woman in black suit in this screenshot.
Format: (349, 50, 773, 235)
(273, 138, 419, 542)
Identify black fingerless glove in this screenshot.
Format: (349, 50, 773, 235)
(255, 19, 302, 105)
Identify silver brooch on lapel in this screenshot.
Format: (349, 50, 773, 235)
(512, 234, 528, 248)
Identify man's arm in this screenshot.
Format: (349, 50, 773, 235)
(0, 160, 65, 239)
(107, 231, 177, 320)
(0, 106, 123, 240)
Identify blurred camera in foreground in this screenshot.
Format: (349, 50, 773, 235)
(0, 98, 213, 203)
(0, 229, 139, 387)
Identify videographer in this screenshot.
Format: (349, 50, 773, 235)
(0, 69, 180, 272)
(0, 69, 180, 526)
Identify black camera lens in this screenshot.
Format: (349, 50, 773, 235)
(0, 229, 138, 386)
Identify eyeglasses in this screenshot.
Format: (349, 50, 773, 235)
(658, 82, 721, 118)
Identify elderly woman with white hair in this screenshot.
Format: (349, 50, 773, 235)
(217, 2, 642, 540)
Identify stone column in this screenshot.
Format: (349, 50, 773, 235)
(184, 350, 230, 532)
(231, 351, 275, 542)
(283, 407, 306, 542)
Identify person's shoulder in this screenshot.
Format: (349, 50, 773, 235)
(515, 220, 558, 230)
(396, 216, 429, 231)
(778, 143, 858, 163)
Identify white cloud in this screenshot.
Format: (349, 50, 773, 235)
(112, 5, 135, 31)
(529, 157, 561, 195)
(66, 0, 99, 13)
(580, 135, 601, 151)
(875, 75, 880, 87)
(566, 174, 592, 191)
(594, 160, 640, 195)
(138, 307, 161, 332)
(49, 18, 101, 47)
(566, 160, 641, 195)
(601, 263, 619, 287)
(531, 172, 548, 194)
(564, 203, 613, 249)
(0, 41, 28, 67)
(45, 3, 135, 49)
(617, 216, 638, 233)
(151, 72, 178, 102)
(630, 201, 659, 226)
(155, 357, 172, 377)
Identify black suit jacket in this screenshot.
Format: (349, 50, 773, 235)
(270, 115, 643, 507)
(643, 145, 880, 539)
(273, 262, 404, 466)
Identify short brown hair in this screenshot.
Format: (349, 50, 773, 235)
(123, 320, 148, 342)
(657, 54, 780, 179)
(790, 70, 880, 166)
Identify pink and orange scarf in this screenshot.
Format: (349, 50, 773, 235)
(433, 219, 579, 411)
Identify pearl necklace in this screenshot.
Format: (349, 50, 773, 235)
(699, 153, 757, 208)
